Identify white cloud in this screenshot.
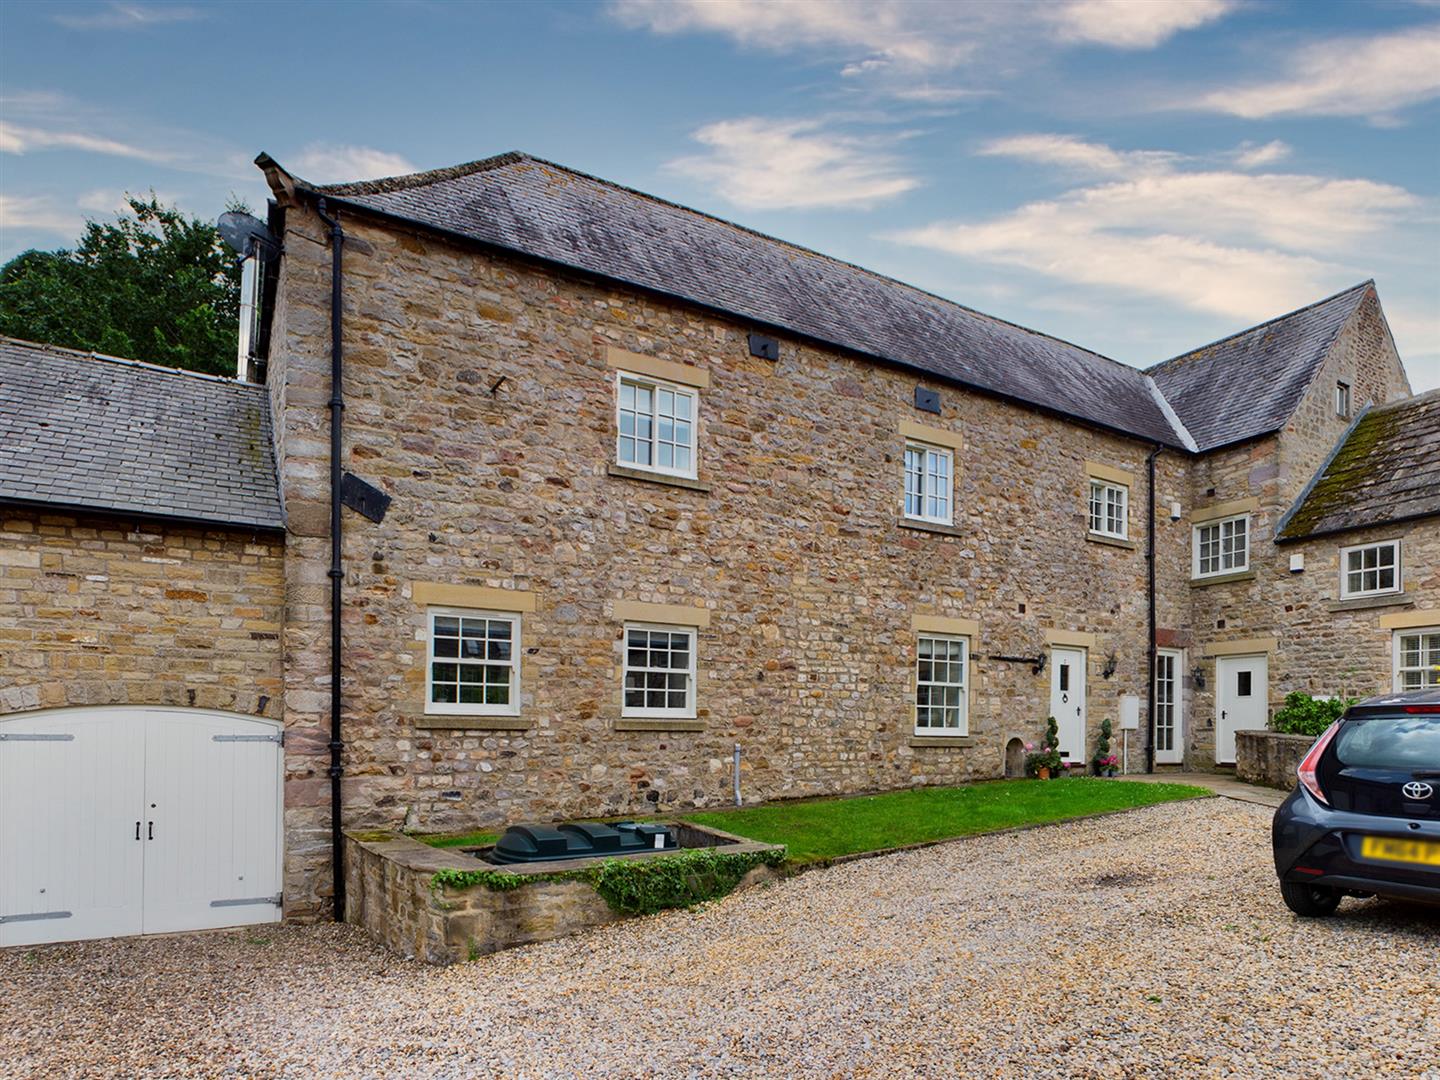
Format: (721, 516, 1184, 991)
(1048, 0, 1237, 49)
(611, 0, 1231, 80)
(978, 133, 1180, 174)
(895, 136, 1420, 322)
(666, 118, 920, 210)
(52, 3, 204, 30)
(291, 144, 418, 184)
(0, 194, 81, 236)
(0, 121, 173, 163)
(1201, 25, 1440, 120)
(1233, 140, 1291, 169)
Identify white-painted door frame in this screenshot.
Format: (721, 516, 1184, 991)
(1154, 648, 1185, 766)
(1049, 646, 1088, 766)
(1, 707, 283, 947)
(1214, 655, 1268, 765)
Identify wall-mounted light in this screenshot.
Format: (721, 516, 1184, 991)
(1102, 652, 1118, 680)
(1191, 665, 1206, 690)
(1169, 501, 1182, 522)
(1032, 654, 1047, 676)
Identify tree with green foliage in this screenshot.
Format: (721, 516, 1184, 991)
(0, 195, 241, 376)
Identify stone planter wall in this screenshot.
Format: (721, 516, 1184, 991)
(344, 824, 784, 965)
(1235, 729, 1315, 791)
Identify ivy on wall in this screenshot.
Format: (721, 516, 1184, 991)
(432, 846, 787, 916)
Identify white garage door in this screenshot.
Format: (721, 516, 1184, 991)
(1, 707, 283, 947)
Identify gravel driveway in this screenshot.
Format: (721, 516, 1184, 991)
(3, 797, 1437, 1079)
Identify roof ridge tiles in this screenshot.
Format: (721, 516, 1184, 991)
(1146, 280, 1372, 374)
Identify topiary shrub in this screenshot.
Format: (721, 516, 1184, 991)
(1270, 691, 1354, 737)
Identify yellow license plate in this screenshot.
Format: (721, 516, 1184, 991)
(1360, 835, 1440, 867)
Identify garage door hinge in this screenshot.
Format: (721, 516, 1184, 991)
(0, 733, 75, 742)
(210, 894, 283, 908)
(0, 910, 72, 924)
(212, 733, 284, 745)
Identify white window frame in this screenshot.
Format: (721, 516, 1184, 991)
(1393, 627, 1440, 692)
(615, 372, 698, 479)
(622, 622, 698, 719)
(1335, 381, 1351, 418)
(1339, 539, 1401, 599)
(1192, 514, 1250, 579)
(903, 441, 954, 526)
(1088, 479, 1129, 540)
(424, 606, 521, 716)
(914, 633, 969, 736)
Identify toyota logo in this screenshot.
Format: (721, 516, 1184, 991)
(1402, 781, 1435, 800)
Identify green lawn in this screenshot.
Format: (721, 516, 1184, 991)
(414, 829, 499, 849)
(682, 778, 1210, 864)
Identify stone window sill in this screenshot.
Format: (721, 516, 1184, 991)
(1326, 592, 1412, 613)
(908, 735, 975, 748)
(897, 517, 964, 537)
(1190, 570, 1257, 588)
(415, 716, 533, 732)
(615, 718, 705, 732)
(606, 464, 712, 493)
(1086, 532, 1137, 551)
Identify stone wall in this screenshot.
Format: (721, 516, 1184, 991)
(344, 828, 783, 964)
(265, 202, 1189, 906)
(1236, 729, 1313, 790)
(0, 509, 283, 719)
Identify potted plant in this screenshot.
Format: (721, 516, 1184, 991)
(1092, 718, 1116, 776)
(1025, 717, 1064, 779)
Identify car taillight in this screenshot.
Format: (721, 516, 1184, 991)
(1297, 720, 1342, 806)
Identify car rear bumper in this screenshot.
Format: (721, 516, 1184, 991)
(1273, 788, 1440, 904)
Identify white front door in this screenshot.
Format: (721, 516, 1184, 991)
(1155, 649, 1184, 765)
(1, 707, 283, 947)
(1215, 655, 1268, 765)
(1049, 646, 1088, 765)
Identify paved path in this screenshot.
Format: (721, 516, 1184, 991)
(4, 798, 1435, 1079)
(1120, 770, 1289, 808)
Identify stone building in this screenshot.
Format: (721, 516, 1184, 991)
(2, 152, 1436, 935)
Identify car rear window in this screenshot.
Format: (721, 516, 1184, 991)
(1333, 713, 1440, 769)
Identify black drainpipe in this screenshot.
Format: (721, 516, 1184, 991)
(1146, 446, 1161, 774)
(315, 197, 346, 920)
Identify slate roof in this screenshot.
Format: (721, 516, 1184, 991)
(1276, 389, 1440, 541)
(1147, 282, 1372, 453)
(275, 151, 1190, 448)
(0, 338, 284, 530)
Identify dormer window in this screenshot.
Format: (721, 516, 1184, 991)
(1335, 381, 1351, 418)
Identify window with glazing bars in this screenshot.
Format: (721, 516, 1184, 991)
(904, 443, 953, 524)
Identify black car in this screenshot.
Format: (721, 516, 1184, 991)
(1272, 689, 1440, 916)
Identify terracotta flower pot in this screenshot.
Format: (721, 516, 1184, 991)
(1037, 766, 1051, 780)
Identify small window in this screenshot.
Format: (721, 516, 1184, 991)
(1193, 515, 1249, 578)
(426, 608, 520, 715)
(904, 442, 953, 525)
(915, 634, 968, 735)
(1340, 540, 1400, 598)
(1394, 628, 1440, 691)
(616, 373, 697, 478)
(1059, 663, 1070, 693)
(1237, 670, 1252, 697)
(1335, 381, 1351, 418)
(623, 624, 697, 718)
(1088, 480, 1128, 540)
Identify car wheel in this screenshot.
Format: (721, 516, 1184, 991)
(1280, 880, 1341, 917)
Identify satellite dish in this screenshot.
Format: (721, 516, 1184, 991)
(217, 211, 276, 258)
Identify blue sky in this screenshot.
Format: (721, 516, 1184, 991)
(2, 0, 1438, 388)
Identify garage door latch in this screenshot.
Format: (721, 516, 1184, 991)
(212, 733, 284, 745)
(0, 733, 75, 742)
(0, 910, 73, 924)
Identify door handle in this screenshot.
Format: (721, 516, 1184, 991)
(1221, 710, 1227, 720)
(1076, 707, 1081, 716)
(147, 821, 154, 841)
(135, 821, 141, 841)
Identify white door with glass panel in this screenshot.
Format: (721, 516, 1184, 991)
(1049, 647, 1087, 765)
(1154, 649, 1184, 765)
(1214, 655, 1268, 765)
